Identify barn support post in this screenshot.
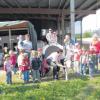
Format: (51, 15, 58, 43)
(57, 17, 61, 44)
(61, 12, 65, 44)
(9, 29, 12, 49)
(57, 17, 60, 35)
(80, 19, 83, 47)
(70, 0, 75, 42)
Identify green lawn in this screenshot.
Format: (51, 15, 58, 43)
(0, 70, 100, 100)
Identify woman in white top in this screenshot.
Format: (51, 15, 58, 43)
(47, 49, 63, 80)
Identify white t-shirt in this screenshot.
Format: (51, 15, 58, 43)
(65, 42, 74, 60)
(46, 33, 57, 44)
(17, 54, 24, 67)
(17, 35, 24, 50)
(23, 40, 32, 52)
(18, 40, 24, 50)
(47, 52, 63, 62)
(4, 61, 12, 72)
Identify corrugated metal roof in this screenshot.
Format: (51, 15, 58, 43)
(0, 0, 99, 20)
(0, 0, 97, 9)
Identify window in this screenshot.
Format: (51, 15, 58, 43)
(4, 43, 8, 47)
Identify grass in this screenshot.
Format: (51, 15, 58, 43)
(0, 79, 87, 100)
(0, 68, 100, 100)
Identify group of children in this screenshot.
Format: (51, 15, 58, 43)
(72, 43, 100, 79)
(3, 45, 100, 84)
(3, 48, 49, 84)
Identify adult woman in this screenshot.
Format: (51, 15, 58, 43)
(91, 34, 100, 54)
(90, 34, 100, 70)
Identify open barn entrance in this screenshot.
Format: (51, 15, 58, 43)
(0, 29, 27, 50)
(0, 21, 37, 51)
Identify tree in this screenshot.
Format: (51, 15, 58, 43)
(82, 31, 92, 38)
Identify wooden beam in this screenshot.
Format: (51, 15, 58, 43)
(75, 0, 89, 19)
(88, 1, 100, 10)
(0, 14, 70, 21)
(0, 8, 96, 15)
(14, 0, 21, 8)
(49, 0, 51, 8)
(0, 8, 64, 15)
(76, 10, 96, 15)
(26, 0, 31, 8)
(76, 0, 99, 20)
(37, 0, 41, 8)
(62, 0, 69, 9)
(76, 0, 100, 20)
(58, 0, 63, 9)
(76, 11, 96, 20)
(76, 0, 87, 9)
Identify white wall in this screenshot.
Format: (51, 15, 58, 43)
(0, 35, 47, 49)
(0, 35, 18, 48)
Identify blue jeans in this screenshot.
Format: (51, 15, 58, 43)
(22, 70, 29, 82)
(32, 70, 40, 82)
(89, 62, 94, 78)
(12, 66, 17, 74)
(80, 64, 86, 75)
(99, 54, 100, 63)
(6, 71, 12, 84)
(95, 54, 98, 70)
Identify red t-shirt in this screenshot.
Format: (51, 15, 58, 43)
(20, 57, 29, 72)
(10, 54, 17, 66)
(92, 41, 100, 54)
(74, 53, 80, 61)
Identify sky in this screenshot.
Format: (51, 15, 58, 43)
(75, 9, 100, 34)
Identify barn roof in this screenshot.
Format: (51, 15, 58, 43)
(0, 0, 99, 21)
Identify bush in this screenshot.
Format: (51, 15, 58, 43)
(75, 34, 81, 39)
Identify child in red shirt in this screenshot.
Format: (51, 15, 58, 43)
(18, 53, 30, 83)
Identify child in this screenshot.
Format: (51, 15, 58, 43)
(40, 55, 50, 77)
(4, 54, 12, 84)
(88, 47, 96, 79)
(80, 50, 88, 76)
(30, 50, 41, 82)
(22, 53, 30, 83)
(17, 49, 24, 79)
(74, 43, 82, 75)
(74, 51, 80, 75)
(18, 52, 30, 83)
(9, 50, 17, 74)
